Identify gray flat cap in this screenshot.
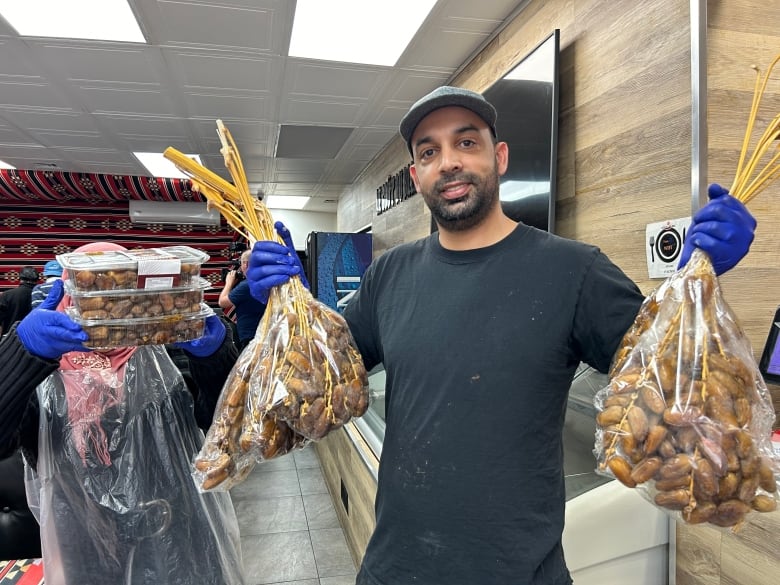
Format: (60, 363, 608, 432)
(399, 86, 497, 154)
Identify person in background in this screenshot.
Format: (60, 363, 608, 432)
(0, 242, 245, 585)
(30, 259, 63, 309)
(244, 86, 756, 585)
(219, 249, 267, 351)
(0, 266, 39, 337)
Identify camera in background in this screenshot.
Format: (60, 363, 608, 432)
(221, 241, 247, 282)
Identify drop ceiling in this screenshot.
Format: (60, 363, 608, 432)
(0, 0, 522, 211)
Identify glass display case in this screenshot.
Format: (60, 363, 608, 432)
(563, 363, 613, 499)
(351, 366, 387, 465)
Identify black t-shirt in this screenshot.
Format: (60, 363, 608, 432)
(344, 224, 644, 585)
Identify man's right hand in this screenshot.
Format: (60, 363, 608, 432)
(246, 221, 309, 303)
(225, 270, 239, 286)
(16, 280, 90, 360)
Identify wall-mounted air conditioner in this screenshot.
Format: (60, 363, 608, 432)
(128, 200, 220, 226)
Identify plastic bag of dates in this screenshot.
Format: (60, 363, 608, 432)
(192, 336, 309, 491)
(192, 278, 369, 491)
(241, 279, 369, 444)
(594, 249, 779, 530)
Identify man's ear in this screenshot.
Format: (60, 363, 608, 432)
(495, 141, 509, 177)
(410, 164, 421, 193)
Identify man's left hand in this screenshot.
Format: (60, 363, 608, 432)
(677, 183, 756, 276)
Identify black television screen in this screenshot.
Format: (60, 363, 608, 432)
(483, 29, 560, 233)
(759, 306, 780, 384)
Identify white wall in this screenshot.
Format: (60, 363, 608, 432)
(268, 209, 337, 250)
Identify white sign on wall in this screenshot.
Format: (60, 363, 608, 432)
(645, 217, 691, 279)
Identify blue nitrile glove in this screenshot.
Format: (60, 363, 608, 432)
(174, 314, 226, 358)
(246, 221, 309, 304)
(276, 222, 310, 290)
(16, 279, 89, 360)
(677, 183, 756, 275)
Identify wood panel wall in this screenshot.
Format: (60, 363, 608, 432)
(707, 0, 780, 418)
(330, 0, 780, 581)
(674, 1, 780, 583)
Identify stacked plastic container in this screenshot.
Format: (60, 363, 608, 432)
(57, 245, 213, 349)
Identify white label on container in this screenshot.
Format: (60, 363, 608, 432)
(136, 250, 181, 289)
(143, 275, 176, 289)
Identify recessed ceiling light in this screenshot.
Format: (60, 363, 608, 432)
(134, 152, 202, 179)
(265, 196, 310, 210)
(289, 0, 436, 66)
(0, 159, 15, 169)
(0, 0, 146, 43)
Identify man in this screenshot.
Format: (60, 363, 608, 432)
(30, 260, 62, 309)
(219, 249, 266, 351)
(245, 86, 756, 585)
(0, 266, 39, 336)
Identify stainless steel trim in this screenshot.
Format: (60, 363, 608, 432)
(343, 421, 380, 481)
(350, 408, 384, 460)
(690, 0, 708, 215)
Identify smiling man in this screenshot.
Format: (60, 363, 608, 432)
(244, 85, 756, 585)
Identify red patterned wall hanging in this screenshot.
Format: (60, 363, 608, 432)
(0, 200, 235, 307)
(0, 169, 199, 203)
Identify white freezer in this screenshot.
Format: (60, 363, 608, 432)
(562, 365, 670, 585)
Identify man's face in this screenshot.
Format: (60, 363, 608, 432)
(409, 106, 508, 231)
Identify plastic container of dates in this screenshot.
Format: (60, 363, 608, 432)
(57, 245, 209, 292)
(66, 303, 214, 349)
(65, 277, 211, 320)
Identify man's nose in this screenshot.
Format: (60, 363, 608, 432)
(438, 146, 462, 173)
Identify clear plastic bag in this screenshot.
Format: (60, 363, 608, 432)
(595, 249, 779, 529)
(28, 345, 244, 584)
(243, 282, 369, 442)
(192, 336, 277, 491)
(193, 279, 369, 491)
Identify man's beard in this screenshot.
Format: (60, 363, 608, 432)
(421, 166, 500, 232)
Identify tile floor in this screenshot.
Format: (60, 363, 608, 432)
(231, 444, 357, 585)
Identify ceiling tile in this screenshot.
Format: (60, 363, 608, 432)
(288, 61, 386, 98)
(95, 114, 190, 137)
(0, 122, 38, 145)
(32, 43, 162, 83)
(118, 134, 197, 154)
(273, 159, 329, 173)
(75, 86, 173, 116)
(189, 118, 273, 144)
(155, 1, 277, 51)
(407, 29, 488, 69)
(276, 125, 354, 159)
(272, 182, 318, 195)
(4, 110, 101, 133)
(31, 130, 107, 150)
(325, 159, 370, 183)
(183, 91, 269, 120)
(0, 80, 72, 109)
(283, 98, 363, 126)
(174, 51, 275, 92)
(62, 149, 139, 165)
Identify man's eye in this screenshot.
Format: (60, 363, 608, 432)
(460, 139, 476, 148)
(419, 148, 435, 159)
